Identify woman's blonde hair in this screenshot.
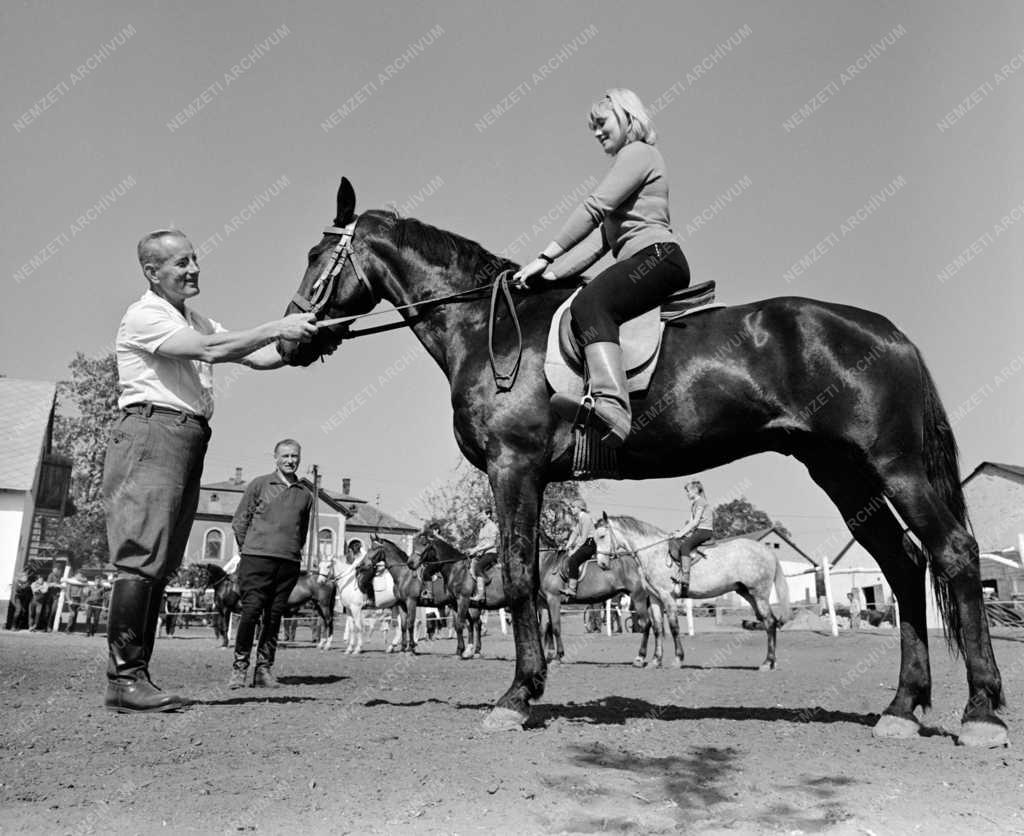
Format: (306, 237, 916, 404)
(588, 88, 656, 145)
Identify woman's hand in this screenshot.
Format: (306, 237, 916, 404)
(512, 258, 555, 289)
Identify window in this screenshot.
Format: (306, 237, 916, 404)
(204, 528, 224, 561)
(318, 528, 335, 559)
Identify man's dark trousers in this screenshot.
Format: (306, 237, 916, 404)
(234, 555, 302, 673)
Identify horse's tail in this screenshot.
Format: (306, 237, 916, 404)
(771, 556, 791, 624)
(918, 351, 970, 658)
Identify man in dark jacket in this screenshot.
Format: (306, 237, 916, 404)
(229, 439, 315, 688)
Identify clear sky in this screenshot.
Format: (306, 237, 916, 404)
(2, 1, 1022, 559)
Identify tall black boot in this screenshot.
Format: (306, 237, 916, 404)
(252, 630, 280, 688)
(104, 577, 184, 713)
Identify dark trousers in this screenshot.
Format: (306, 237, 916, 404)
(563, 538, 597, 581)
(85, 604, 102, 636)
(233, 555, 301, 669)
(571, 242, 689, 346)
(471, 551, 499, 580)
(29, 598, 46, 629)
(669, 529, 714, 579)
(65, 603, 81, 633)
(102, 410, 210, 581)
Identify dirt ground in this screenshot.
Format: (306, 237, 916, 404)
(1, 618, 1023, 836)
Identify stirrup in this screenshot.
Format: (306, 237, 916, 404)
(551, 391, 596, 429)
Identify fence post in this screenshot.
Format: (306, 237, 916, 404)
(499, 607, 508, 635)
(605, 600, 612, 636)
(822, 558, 838, 636)
(685, 597, 695, 636)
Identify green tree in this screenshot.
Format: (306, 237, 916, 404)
(417, 464, 584, 551)
(51, 351, 120, 568)
(712, 497, 791, 540)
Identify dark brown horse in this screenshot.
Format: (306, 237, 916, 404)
(278, 177, 1007, 747)
(204, 564, 336, 649)
(411, 529, 656, 666)
(355, 537, 421, 653)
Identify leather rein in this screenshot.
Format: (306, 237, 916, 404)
(292, 215, 523, 390)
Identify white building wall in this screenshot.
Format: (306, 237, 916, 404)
(0, 490, 34, 609)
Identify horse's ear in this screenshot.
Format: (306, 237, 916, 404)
(602, 511, 609, 522)
(334, 177, 356, 226)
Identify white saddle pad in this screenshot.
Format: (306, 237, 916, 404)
(372, 573, 397, 609)
(544, 290, 663, 399)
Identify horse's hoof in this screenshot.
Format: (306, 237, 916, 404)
(482, 706, 528, 732)
(758, 661, 776, 672)
(473, 653, 482, 660)
(671, 657, 683, 669)
(872, 714, 921, 740)
(646, 660, 662, 669)
(957, 720, 1009, 748)
(632, 657, 645, 668)
(550, 657, 561, 666)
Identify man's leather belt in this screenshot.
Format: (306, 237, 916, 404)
(123, 403, 208, 426)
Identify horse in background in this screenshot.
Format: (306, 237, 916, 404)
(409, 530, 480, 658)
(411, 528, 656, 665)
(203, 563, 336, 650)
(356, 537, 421, 653)
(595, 514, 791, 670)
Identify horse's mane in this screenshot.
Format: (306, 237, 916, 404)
(369, 209, 518, 280)
(426, 533, 467, 561)
(608, 515, 666, 538)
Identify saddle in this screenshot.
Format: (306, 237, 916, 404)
(544, 280, 719, 399)
(554, 553, 615, 579)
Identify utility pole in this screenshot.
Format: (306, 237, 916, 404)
(306, 465, 321, 571)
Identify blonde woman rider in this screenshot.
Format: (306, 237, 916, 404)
(513, 88, 690, 447)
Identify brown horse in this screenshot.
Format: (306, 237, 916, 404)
(411, 528, 656, 665)
(279, 177, 1006, 747)
(356, 537, 421, 653)
(204, 563, 335, 649)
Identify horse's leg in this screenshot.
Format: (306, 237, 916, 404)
(549, 595, 566, 664)
(665, 600, 684, 668)
(454, 598, 468, 657)
(483, 466, 545, 731)
(407, 601, 418, 654)
(875, 462, 1006, 747)
(634, 596, 655, 668)
(462, 608, 480, 659)
(735, 587, 779, 671)
(807, 464, 937, 739)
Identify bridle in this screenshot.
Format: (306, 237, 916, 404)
(595, 520, 631, 562)
(290, 213, 529, 389)
(291, 218, 378, 319)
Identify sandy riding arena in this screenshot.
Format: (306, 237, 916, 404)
(2, 621, 1022, 835)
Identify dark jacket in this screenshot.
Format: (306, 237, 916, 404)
(232, 472, 315, 562)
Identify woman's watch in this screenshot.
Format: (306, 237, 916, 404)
(538, 253, 554, 264)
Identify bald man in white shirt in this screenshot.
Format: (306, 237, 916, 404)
(102, 229, 317, 713)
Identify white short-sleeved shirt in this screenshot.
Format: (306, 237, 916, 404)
(116, 290, 227, 418)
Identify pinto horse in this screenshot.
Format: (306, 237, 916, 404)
(278, 177, 1007, 746)
(595, 514, 791, 670)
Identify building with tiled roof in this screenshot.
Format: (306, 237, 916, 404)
(831, 460, 1024, 622)
(0, 378, 73, 613)
(187, 471, 417, 570)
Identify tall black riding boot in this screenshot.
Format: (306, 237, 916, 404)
(252, 635, 280, 688)
(142, 580, 165, 664)
(104, 577, 184, 713)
